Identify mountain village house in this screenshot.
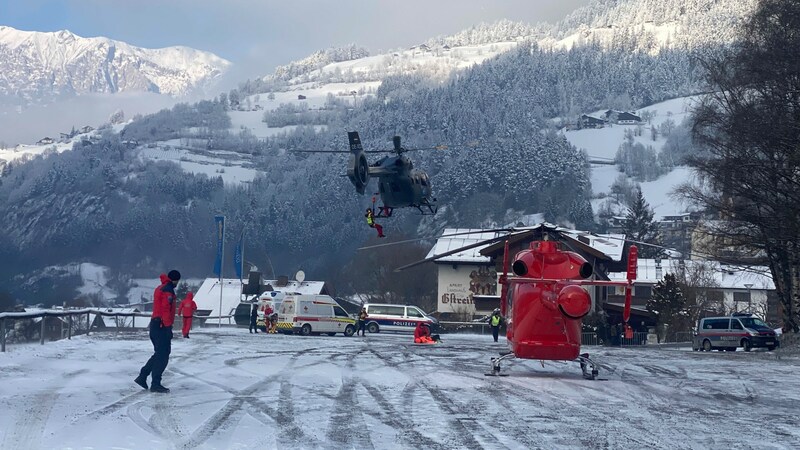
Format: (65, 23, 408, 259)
(604, 110, 642, 124)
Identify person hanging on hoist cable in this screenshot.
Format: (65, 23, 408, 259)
(365, 208, 385, 238)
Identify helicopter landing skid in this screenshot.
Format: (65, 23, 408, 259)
(485, 351, 515, 376)
(416, 204, 438, 215)
(375, 206, 393, 218)
(577, 353, 599, 380)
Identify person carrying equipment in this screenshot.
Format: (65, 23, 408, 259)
(365, 208, 385, 238)
(179, 292, 197, 338)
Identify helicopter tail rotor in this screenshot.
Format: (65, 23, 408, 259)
(393, 135, 402, 152)
(347, 132, 369, 194)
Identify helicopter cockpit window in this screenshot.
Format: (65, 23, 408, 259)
(420, 178, 428, 186)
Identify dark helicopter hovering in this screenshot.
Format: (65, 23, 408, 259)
(294, 131, 449, 217)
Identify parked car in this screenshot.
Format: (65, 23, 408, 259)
(361, 303, 438, 334)
(692, 314, 779, 352)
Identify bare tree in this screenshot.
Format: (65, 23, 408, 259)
(678, 0, 800, 331)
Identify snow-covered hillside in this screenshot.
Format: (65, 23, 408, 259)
(0, 26, 230, 103)
(563, 96, 698, 219)
(548, 0, 758, 52)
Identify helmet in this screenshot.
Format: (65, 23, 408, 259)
(493, 308, 500, 314)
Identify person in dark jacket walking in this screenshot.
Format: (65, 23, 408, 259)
(249, 303, 259, 333)
(357, 307, 368, 336)
(135, 270, 180, 393)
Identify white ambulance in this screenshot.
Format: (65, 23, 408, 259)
(277, 294, 356, 336)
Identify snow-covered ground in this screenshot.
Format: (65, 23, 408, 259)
(1, 330, 797, 449)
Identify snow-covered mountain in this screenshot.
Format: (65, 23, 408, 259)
(547, 0, 758, 52)
(0, 26, 231, 103)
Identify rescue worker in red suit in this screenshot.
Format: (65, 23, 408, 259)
(414, 322, 435, 344)
(179, 292, 197, 338)
(135, 270, 180, 393)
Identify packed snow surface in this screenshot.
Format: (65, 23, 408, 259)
(0, 330, 797, 449)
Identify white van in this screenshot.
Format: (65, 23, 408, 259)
(362, 303, 438, 334)
(277, 295, 356, 336)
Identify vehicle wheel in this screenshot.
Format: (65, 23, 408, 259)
(767, 346, 776, 351)
(327, 332, 336, 336)
(741, 339, 752, 352)
(300, 324, 312, 336)
(344, 325, 355, 337)
(367, 322, 379, 334)
(702, 339, 712, 352)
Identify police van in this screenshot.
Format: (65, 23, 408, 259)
(277, 295, 356, 336)
(692, 314, 779, 352)
(362, 303, 437, 334)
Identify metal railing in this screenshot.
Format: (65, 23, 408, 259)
(0, 309, 234, 352)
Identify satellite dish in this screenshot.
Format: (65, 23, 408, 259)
(295, 270, 306, 283)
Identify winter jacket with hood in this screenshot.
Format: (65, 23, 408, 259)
(151, 273, 177, 327)
(179, 292, 197, 318)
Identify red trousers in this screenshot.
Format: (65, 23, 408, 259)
(182, 317, 193, 337)
(371, 223, 384, 237)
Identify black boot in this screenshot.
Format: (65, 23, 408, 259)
(150, 384, 170, 393)
(134, 375, 148, 390)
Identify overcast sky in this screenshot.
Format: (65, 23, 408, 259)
(1, 0, 589, 79)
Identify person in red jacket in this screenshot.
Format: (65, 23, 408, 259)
(179, 292, 197, 338)
(414, 322, 435, 344)
(135, 270, 180, 393)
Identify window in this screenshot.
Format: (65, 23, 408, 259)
(709, 319, 730, 330)
(406, 307, 424, 318)
(733, 292, 751, 303)
(334, 306, 349, 317)
(634, 286, 652, 298)
(730, 320, 743, 330)
(384, 306, 405, 316)
(740, 317, 768, 329)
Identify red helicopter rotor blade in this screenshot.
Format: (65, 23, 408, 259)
(623, 245, 638, 339)
(499, 239, 510, 317)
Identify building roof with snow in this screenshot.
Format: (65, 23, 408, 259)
(608, 259, 775, 290)
(427, 224, 629, 265)
(425, 229, 508, 264)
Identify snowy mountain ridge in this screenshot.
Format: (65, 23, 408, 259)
(249, 0, 756, 109)
(0, 25, 231, 103)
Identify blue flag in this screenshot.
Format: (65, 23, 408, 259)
(233, 232, 244, 280)
(213, 215, 225, 276)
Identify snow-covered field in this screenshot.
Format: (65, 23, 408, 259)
(563, 96, 699, 219)
(1, 330, 797, 449)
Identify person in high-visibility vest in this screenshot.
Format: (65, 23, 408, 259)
(490, 308, 504, 342)
(365, 208, 385, 238)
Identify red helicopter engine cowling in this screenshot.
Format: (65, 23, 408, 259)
(557, 285, 591, 319)
(506, 241, 593, 361)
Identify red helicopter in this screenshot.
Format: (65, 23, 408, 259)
(393, 225, 641, 380)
